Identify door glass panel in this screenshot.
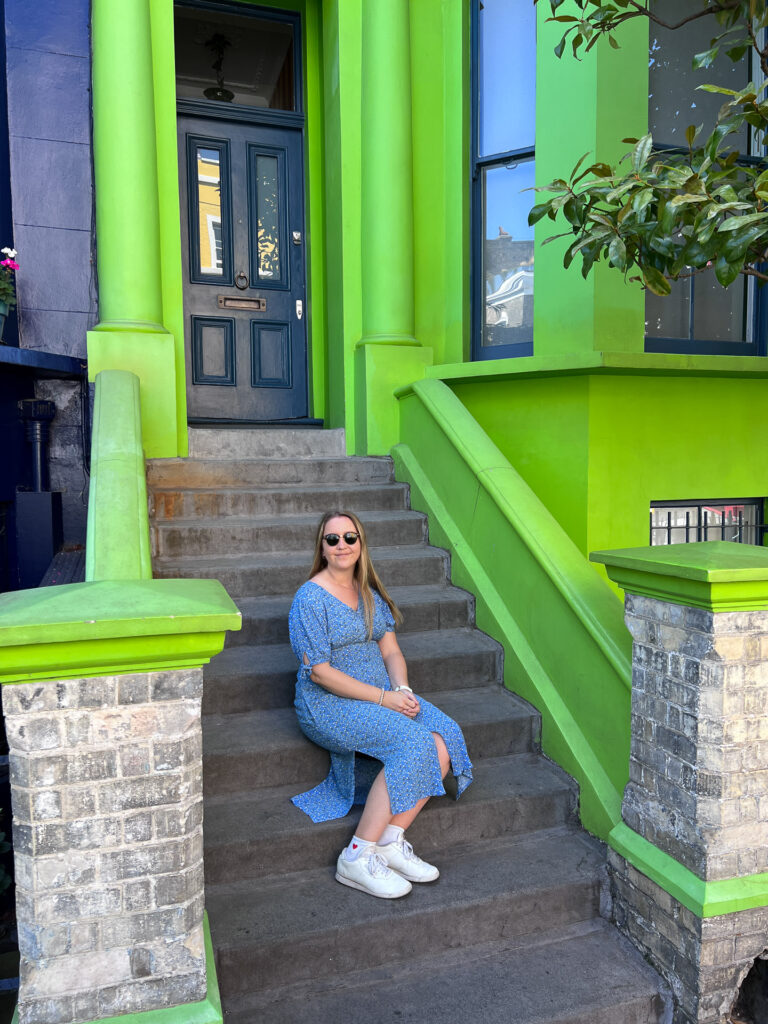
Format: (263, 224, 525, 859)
(249, 147, 286, 289)
(481, 160, 534, 351)
(478, 0, 535, 156)
(187, 137, 231, 284)
(256, 155, 281, 281)
(175, 7, 296, 110)
(197, 147, 223, 275)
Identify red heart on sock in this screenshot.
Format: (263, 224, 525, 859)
(352, 843, 358, 849)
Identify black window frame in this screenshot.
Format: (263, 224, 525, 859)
(470, 0, 535, 361)
(650, 497, 765, 545)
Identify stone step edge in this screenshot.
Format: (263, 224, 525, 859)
(149, 481, 409, 495)
(202, 751, 563, 823)
(206, 824, 596, 905)
(151, 509, 425, 529)
(152, 541, 447, 568)
(207, 626, 501, 662)
(220, 918, 652, 1017)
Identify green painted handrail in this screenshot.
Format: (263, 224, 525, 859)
(86, 369, 152, 581)
(395, 377, 631, 838)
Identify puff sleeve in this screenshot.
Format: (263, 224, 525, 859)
(288, 586, 332, 667)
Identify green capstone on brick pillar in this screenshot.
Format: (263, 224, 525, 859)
(354, 0, 432, 455)
(87, 0, 179, 458)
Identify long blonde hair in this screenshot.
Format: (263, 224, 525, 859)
(308, 510, 403, 638)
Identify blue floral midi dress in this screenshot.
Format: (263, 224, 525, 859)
(288, 580, 474, 823)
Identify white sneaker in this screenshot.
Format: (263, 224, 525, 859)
(335, 846, 412, 899)
(376, 837, 440, 882)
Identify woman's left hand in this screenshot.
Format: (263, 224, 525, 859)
(383, 689, 420, 718)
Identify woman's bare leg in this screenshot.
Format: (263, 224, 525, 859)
(355, 768, 393, 842)
(356, 733, 451, 840)
(389, 733, 451, 830)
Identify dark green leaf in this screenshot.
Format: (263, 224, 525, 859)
(692, 46, 719, 70)
(608, 235, 627, 269)
(632, 134, 653, 173)
(642, 266, 671, 296)
(714, 254, 743, 287)
(528, 203, 553, 226)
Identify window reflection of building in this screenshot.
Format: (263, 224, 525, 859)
(651, 500, 762, 546)
(645, 0, 759, 354)
(472, 0, 536, 359)
(197, 149, 223, 275)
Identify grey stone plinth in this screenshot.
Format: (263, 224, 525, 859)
(610, 849, 768, 1024)
(3, 669, 207, 1024)
(624, 596, 768, 882)
(612, 592, 768, 1023)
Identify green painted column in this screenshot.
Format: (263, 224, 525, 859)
(91, 0, 163, 331)
(534, 9, 647, 356)
(359, 0, 417, 347)
(87, 0, 180, 456)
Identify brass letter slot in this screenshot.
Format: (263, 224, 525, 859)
(218, 296, 267, 311)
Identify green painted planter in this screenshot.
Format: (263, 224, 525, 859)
(0, 300, 8, 343)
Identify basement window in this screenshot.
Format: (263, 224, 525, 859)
(650, 499, 764, 546)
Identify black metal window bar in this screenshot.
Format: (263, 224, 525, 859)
(650, 499, 765, 546)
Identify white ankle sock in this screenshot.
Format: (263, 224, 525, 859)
(344, 835, 375, 861)
(378, 824, 405, 847)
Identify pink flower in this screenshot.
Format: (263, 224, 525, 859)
(1, 259, 19, 270)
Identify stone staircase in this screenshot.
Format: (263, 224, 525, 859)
(146, 429, 668, 1024)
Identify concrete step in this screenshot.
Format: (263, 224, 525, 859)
(146, 456, 393, 490)
(227, 584, 475, 646)
(188, 427, 346, 460)
(152, 508, 427, 559)
(202, 686, 527, 794)
(201, 630, 503, 715)
(205, 827, 606, 997)
(149, 481, 410, 521)
(155, 544, 450, 598)
(222, 919, 669, 1024)
(203, 752, 572, 883)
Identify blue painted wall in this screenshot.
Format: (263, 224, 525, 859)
(2, 0, 95, 559)
(5, 0, 97, 356)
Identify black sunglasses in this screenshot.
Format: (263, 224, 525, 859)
(323, 532, 360, 546)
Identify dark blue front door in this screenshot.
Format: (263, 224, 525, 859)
(179, 114, 308, 422)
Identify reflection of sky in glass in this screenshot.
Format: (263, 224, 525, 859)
(199, 148, 220, 166)
(484, 161, 535, 241)
(479, 0, 536, 156)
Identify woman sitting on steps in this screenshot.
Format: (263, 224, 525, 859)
(288, 510, 473, 899)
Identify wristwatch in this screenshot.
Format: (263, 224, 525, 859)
(393, 685, 413, 693)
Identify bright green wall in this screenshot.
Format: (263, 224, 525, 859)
(452, 376, 591, 551)
(587, 375, 768, 555)
(449, 368, 768, 592)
